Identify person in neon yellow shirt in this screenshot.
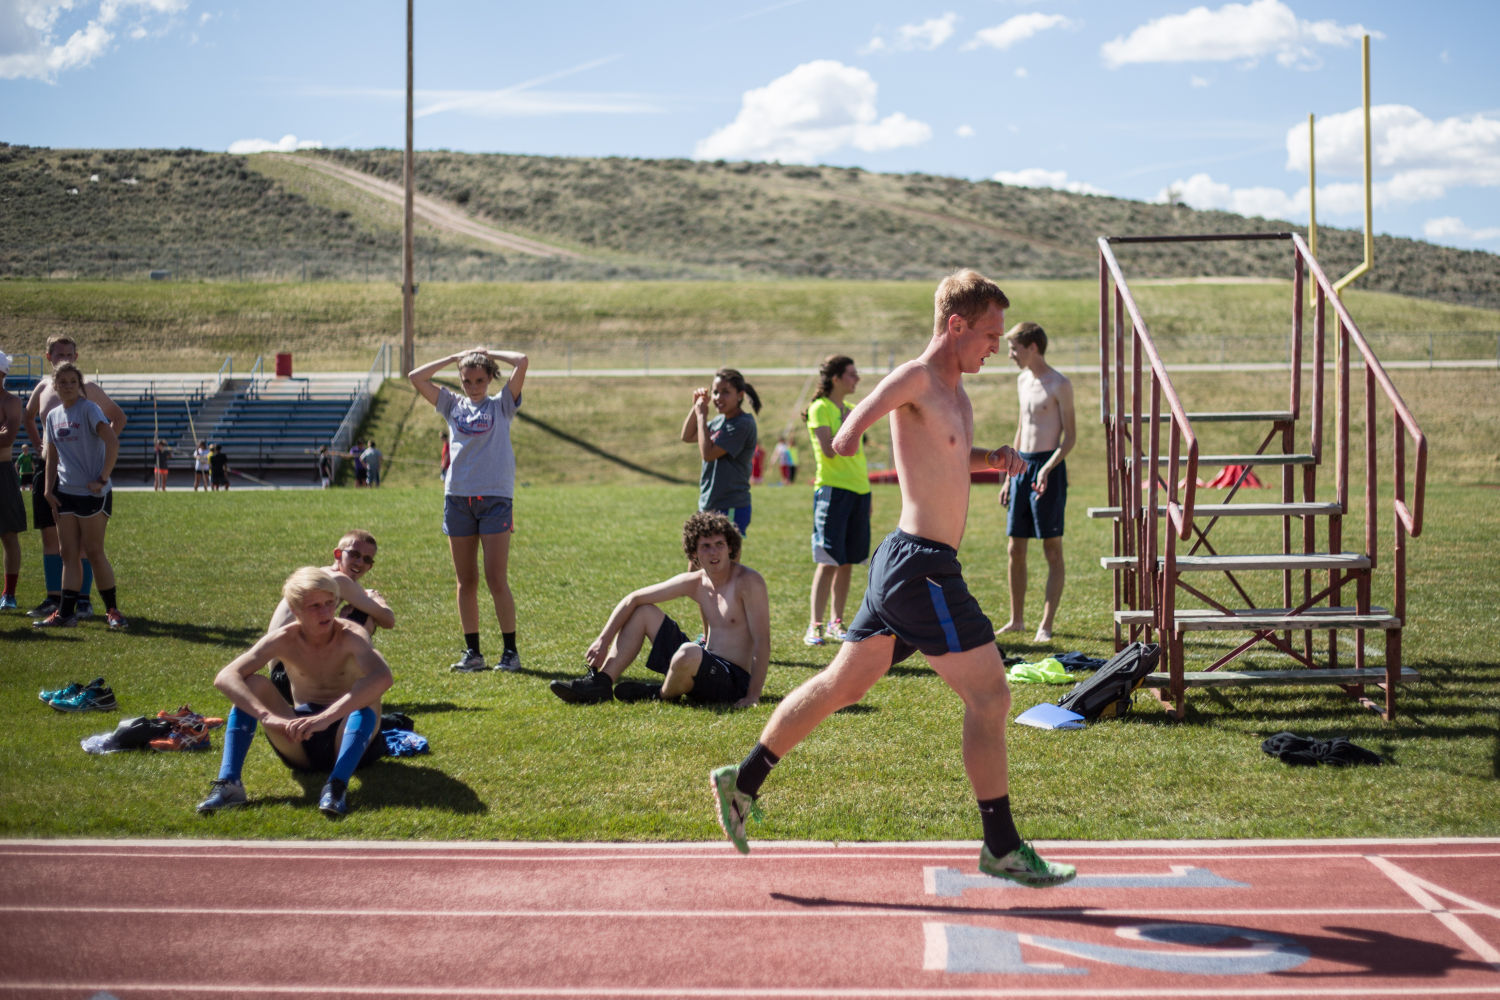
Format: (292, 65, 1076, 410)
(801, 355, 872, 646)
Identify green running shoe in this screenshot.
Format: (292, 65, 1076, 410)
(979, 841, 1077, 888)
(709, 764, 762, 855)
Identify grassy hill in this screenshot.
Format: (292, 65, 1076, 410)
(3, 143, 1498, 309)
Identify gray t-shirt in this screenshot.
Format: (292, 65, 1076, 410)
(698, 411, 757, 512)
(436, 385, 520, 497)
(45, 399, 111, 496)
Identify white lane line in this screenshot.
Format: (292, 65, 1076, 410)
(1366, 855, 1500, 970)
(5, 982, 1500, 998)
(0, 905, 1463, 919)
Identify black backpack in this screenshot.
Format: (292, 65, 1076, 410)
(1056, 642, 1161, 720)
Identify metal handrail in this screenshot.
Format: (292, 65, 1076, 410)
(1098, 238, 1200, 544)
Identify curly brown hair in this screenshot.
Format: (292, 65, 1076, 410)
(682, 511, 741, 565)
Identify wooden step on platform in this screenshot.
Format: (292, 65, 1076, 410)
(1125, 453, 1315, 467)
(1088, 501, 1343, 519)
(1121, 411, 1294, 423)
(1141, 666, 1418, 689)
(1113, 606, 1400, 631)
(1101, 552, 1370, 572)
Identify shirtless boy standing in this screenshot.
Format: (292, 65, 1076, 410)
(196, 566, 394, 818)
(709, 269, 1076, 888)
(550, 511, 770, 708)
(995, 322, 1075, 643)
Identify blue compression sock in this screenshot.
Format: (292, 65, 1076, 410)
(80, 559, 93, 600)
(218, 707, 257, 782)
(43, 553, 61, 594)
(330, 707, 378, 784)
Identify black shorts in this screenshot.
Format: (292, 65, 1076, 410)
(645, 614, 750, 705)
(0, 464, 25, 535)
(1006, 450, 1067, 539)
(264, 700, 383, 773)
(56, 490, 112, 519)
(846, 529, 995, 666)
(31, 469, 53, 530)
(811, 485, 872, 566)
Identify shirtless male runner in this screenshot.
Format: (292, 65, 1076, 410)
(995, 322, 1076, 643)
(550, 511, 770, 708)
(709, 269, 1076, 888)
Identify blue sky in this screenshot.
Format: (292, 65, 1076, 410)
(3, 0, 1498, 252)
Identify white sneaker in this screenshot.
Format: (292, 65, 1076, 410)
(450, 648, 488, 672)
(802, 623, 825, 646)
(825, 618, 848, 642)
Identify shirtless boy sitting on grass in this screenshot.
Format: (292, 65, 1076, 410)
(549, 511, 770, 708)
(197, 566, 394, 818)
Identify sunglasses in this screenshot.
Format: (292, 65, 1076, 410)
(342, 550, 375, 565)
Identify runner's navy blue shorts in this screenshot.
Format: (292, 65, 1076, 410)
(1006, 449, 1066, 539)
(845, 529, 995, 666)
(811, 485, 872, 566)
(645, 613, 751, 704)
(265, 701, 383, 773)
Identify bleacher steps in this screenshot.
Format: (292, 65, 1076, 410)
(1101, 552, 1370, 572)
(1141, 666, 1418, 689)
(1113, 607, 1400, 631)
(1088, 501, 1343, 519)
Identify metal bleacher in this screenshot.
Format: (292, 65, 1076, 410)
(9, 351, 389, 484)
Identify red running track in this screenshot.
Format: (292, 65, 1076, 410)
(2, 838, 1499, 999)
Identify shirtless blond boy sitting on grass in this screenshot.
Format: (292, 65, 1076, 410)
(549, 511, 770, 708)
(196, 566, 393, 818)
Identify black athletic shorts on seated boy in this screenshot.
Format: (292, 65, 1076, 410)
(264, 701, 384, 773)
(845, 529, 995, 666)
(1006, 449, 1067, 539)
(646, 613, 751, 704)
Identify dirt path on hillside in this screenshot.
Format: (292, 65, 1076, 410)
(269, 154, 580, 258)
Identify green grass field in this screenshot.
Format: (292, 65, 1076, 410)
(4, 357, 1498, 843)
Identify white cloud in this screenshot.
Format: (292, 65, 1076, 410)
(1423, 217, 1500, 245)
(956, 124, 975, 138)
(1014, 67, 1027, 78)
(228, 134, 324, 155)
(1159, 103, 1500, 226)
(1101, 0, 1375, 70)
(963, 13, 1074, 52)
(1156, 172, 1301, 218)
(1190, 75, 1210, 87)
(694, 60, 931, 163)
(864, 13, 957, 54)
(0, 0, 189, 81)
(993, 167, 1109, 197)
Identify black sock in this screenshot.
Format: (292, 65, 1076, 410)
(736, 743, 780, 798)
(978, 795, 1021, 858)
(59, 589, 79, 617)
(100, 586, 118, 611)
(464, 632, 480, 655)
(503, 631, 517, 653)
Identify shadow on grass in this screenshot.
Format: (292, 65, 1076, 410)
(515, 409, 690, 485)
(106, 617, 263, 647)
(259, 764, 487, 815)
(384, 701, 488, 716)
